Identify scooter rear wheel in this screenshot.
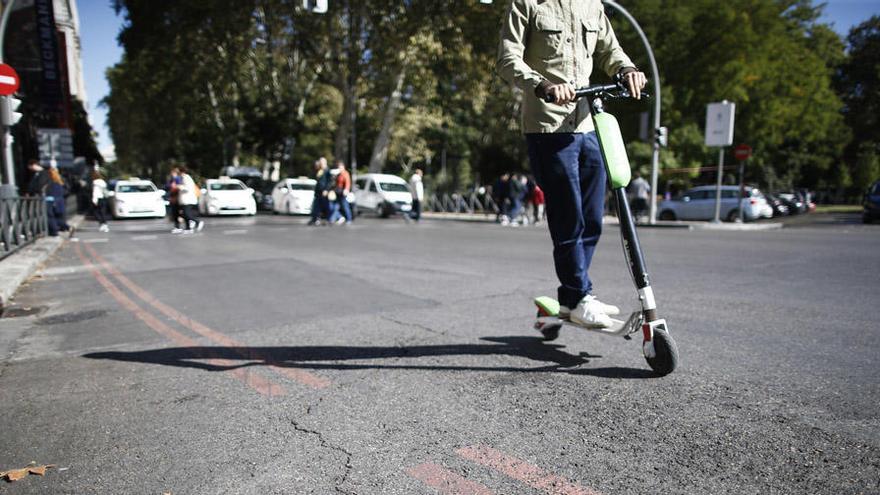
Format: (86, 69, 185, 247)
(646, 328, 679, 376)
(535, 310, 562, 341)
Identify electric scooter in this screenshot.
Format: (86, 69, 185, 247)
(533, 77, 679, 376)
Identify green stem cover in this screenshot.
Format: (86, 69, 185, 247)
(594, 113, 632, 189)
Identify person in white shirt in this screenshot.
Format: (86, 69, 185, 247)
(408, 169, 424, 222)
(91, 170, 110, 232)
(170, 167, 204, 234)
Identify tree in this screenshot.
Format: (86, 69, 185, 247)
(837, 15, 880, 191)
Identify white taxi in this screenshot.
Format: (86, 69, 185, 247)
(271, 177, 317, 215)
(109, 179, 166, 219)
(199, 178, 257, 216)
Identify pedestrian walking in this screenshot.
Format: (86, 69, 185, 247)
(334, 160, 353, 225)
(531, 183, 545, 225)
(497, 0, 647, 327)
(408, 168, 424, 222)
(25, 159, 48, 197)
(493, 173, 511, 223)
(628, 171, 650, 223)
(506, 173, 526, 226)
(308, 158, 331, 226)
(91, 170, 111, 232)
(45, 166, 70, 236)
(178, 167, 204, 233)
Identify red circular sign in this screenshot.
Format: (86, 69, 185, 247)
(734, 144, 752, 161)
(0, 64, 20, 96)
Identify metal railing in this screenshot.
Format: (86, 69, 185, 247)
(425, 192, 501, 215)
(1, 196, 48, 261)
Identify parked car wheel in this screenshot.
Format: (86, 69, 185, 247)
(659, 210, 676, 221)
(726, 209, 740, 222)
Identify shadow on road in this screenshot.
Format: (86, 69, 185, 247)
(83, 336, 657, 379)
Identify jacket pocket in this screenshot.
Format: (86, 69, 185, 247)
(534, 14, 563, 60)
(582, 18, 599, 55)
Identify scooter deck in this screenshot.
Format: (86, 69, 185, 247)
(534, 296, 643, 337)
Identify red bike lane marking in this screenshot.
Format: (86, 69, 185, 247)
(406, 462, 496, 495)
(83, 243, 330, 390)
(75, 243, 286, 397)
(456, 445, 601, 495)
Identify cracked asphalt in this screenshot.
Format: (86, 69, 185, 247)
(0, 213, 878, 494)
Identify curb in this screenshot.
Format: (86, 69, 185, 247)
(0, 214, 84, 315)
(690, 221, 783, 231)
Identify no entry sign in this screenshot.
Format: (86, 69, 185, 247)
(0, 64, 20, 96)
(734, 144, 752, 161)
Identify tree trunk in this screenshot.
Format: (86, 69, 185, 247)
(368, 66, 407, 173)
(334, 79, 353, 163)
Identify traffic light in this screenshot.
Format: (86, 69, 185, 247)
(303, 0, 327, 13)
(654, 126, 668, 148)
(0, 96, 22, 127)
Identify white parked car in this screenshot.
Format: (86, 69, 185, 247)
(199, 178, 257, 216)
(658, 185, 770, 222)
(353, 173, 412, 217)
(272, 177, 317, 215)
(109, 179, 166, 219)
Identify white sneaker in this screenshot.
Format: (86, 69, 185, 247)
(569, 295, 614, 328)
(196, 220, 205, 232)
(594, 298, 620, 316)
(560, 297, 620, 318)
(99, 224, 109, 233)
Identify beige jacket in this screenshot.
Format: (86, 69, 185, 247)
(496, 0, 635, 134)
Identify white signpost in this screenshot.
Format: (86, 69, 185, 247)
(705, 101, 735, 223)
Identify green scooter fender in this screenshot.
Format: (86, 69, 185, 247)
(594, 113, 631, 189)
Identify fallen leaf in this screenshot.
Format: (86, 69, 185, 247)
(28, 464, 54, 476)
(4, 468, 29, 481)
(1, 464, 55, 482)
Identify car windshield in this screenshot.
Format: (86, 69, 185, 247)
(289, 183, 314, 191)
(117, 184, 155, 193)
(210, 183, 245, 191)
(379, 182, 409, 193)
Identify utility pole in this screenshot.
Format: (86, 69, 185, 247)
(0, 0, 19, 200)
(602, 0, 662, 224)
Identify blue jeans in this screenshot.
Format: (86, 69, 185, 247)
(339, 197, 352, 221)
(527, 132, 606, 308)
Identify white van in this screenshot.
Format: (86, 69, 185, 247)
(353, 173, 413, 217)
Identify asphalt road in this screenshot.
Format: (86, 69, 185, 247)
(0, 212, 878, 494)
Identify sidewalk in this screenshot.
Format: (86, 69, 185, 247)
(421, 211, 783, 231)
(0, 214, 83, 315)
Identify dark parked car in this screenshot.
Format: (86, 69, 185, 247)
(233, 175, 275, 212)
(776, 192, 807, 215)
(763, 192, 790, 218)
(863, 180, 880, 224)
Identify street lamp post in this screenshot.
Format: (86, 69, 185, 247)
(602, 0, 662, 224)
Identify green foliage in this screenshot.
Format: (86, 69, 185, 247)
(836, 15, 880, 191)
(102, 0, 867, 198)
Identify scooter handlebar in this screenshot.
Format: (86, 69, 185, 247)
(541, 79, 649, 103)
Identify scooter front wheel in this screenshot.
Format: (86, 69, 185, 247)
(646, 328, 679, 376)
